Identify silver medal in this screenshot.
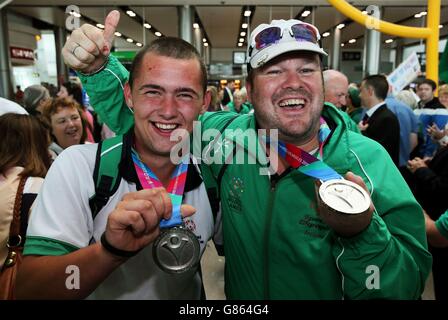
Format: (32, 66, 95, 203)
(153, 226, 200, 274)
(318, 179, 371, 215)
(317, 179, 372, 237)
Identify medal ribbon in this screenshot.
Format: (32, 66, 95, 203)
(265, 117, 342, 181)
(131, 149, 189, 229)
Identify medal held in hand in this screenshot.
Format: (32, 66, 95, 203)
(132, 150, 200, 273)
(264, 117, 372, 236)
(318, 179, 370, 215)
(317, 179, 372, 236)
(152, 226, 200, 273)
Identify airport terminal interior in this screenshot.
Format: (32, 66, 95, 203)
(1, 0, 448, 301)
(1, 0, 447, 96)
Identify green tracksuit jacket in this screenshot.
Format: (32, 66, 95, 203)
(79, 55, 431, 299)
(227, 101, 251, 114)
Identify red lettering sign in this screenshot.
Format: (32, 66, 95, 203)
(10, 46, 34, 60)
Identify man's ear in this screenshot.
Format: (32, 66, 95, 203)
(200, 89, 212, 114)
(124, 82, 133, 109)
(367, 85, 374, 98)
(246, 81, 253, 103)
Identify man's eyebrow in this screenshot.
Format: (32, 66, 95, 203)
(138, 84, 165, 92)
(138, 84, 199, 98)
(175, 87, 199, 98)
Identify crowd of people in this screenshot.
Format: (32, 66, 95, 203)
(1, 9, 448, 300)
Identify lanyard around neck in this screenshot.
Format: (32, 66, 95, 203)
(264, 117, 341, 181)
(131, 149, 189, 228)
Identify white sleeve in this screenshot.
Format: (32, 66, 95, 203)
(26, 145, 97, 249)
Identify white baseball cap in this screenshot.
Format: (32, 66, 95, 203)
(0, 97, 29, 116)
(247, 19, 327, 69)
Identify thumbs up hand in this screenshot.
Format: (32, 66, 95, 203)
(62, 10, 120, 74)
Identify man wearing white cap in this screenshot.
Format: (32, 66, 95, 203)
(62, 15, 430, 299)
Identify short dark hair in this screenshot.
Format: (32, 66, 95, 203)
(128, 37, 207, 93)
(362, 74, 389, 100)
(417, 79, 437, 91)
(62, 80, 84, 107)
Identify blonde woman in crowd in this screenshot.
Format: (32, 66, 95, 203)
(439, 84, 448, 109)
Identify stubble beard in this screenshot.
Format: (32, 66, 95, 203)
(255, 99, 324, 146)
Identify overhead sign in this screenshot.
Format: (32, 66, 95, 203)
(387, 52, 421, 94)
(342, 51, 361, 61)
(10, 46, 34, 60)
(111, 51, 136, 61)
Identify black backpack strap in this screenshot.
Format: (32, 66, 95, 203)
(89, 135, 125, 220)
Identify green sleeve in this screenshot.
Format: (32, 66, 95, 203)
(78, 55, 134, 135)
(332, 142, 432, 299)
(24, 236, 79, 256)
(435, 210, 448, 240)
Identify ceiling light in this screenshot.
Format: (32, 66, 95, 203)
(322, 32, 330, 37)
(193, 23, 199, 29)
(202, 38, 207, 42)
(144, 23, 151, 29)
(136, 42, 142, 47)
(126, 38, 133, 43)
(240, 32, 246, 36)
(301, 10, 311, 17)
(439, 25, 444, 29)
(341, 43, 345, 47)
(420, 11, 427, 16)
(244, 10, 251, 17)
(155, 32, 162, 37)
(96, 23, 104, 29)
(337, 23, 345, 29)
(362, 11, 367, 15)
(385, 39, 394, 43)
(238, 43, 243, 47)
(204, 43, 209, 47)
(242, 23, 248, 29)
(348, 39, 356, 44)
(414, 13, 422, 18)
(239, 38, 244, 42)
(114, 32, 122, 37)
(126, 10, 136, 17)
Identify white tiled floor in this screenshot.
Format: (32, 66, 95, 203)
(201, 241, 226, 300)
(201, 241, 435, 300)
(422, 272, 435, 300)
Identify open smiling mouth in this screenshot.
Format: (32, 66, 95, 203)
(278, 98, 306, 110)
(66, 129, 79, 137)
(152, 122, 180, 134)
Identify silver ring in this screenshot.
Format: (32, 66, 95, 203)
(72, 44, 81, 56)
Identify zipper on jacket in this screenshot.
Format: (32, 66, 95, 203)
(263, 173, 282, 299)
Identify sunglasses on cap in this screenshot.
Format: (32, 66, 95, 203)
(254, 23, 320, 51)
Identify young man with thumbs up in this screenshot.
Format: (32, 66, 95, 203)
(15, 15, 215, 299)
